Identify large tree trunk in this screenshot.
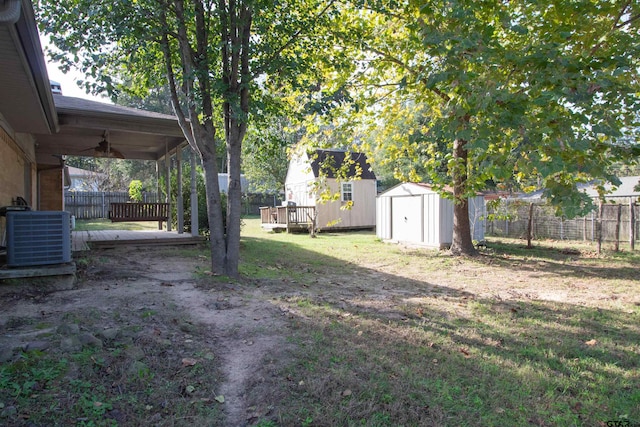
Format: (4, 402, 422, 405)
(225, 126, 243, 278)
(450, 138, 477, 256)
(199, 145, 228, 275)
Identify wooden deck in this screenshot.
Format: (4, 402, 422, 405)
(72, 229, 206, 251)
(259, 206, 316, 232)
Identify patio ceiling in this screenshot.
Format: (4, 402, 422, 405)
(34, 95, 187, 163)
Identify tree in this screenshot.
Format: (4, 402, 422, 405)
(242, 116, 295, 194)
(334, 0, 640, 255)
(37, 0, 338, 276)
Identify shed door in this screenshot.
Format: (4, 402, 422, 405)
(391, 196, 422, 243)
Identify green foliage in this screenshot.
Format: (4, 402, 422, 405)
(242, 116, 296, 194)
(128, 180, 143, 202)
(332, 0, 640, 221)
(65, 157, 156, 192)
(160, 161, 210, 234)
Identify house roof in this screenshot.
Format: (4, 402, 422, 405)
(66, 165, 104, 178)
(517, 176, 640, 201)
(33, 94, 186, 162)
(1, 0, 186, 164)
(309, 150, 376, 180)
(0, 0, 58, 134)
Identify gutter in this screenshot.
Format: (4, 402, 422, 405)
(0, 0, 21, 24)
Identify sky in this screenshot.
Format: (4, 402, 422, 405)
(39, 34, 111, 104)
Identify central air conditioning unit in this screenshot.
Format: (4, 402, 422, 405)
(6, 211, 72, 267)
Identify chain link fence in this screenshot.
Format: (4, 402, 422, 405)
(485, 198, 639, 245)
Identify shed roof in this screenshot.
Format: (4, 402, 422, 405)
(378, 182, 441, 197)
(309, 150, 376, 180)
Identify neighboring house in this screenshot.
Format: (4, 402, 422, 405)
(217, 173, 249, 194)
(516, 176, 640, 203)
(66, 166, 105, 191)
(376, 183, 485, 249)
(284, 149, 377, 230)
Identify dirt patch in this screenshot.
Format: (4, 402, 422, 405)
(0, 248, 288, 426)
(1, 237, 638, 426)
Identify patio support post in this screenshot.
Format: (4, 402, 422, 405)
(165, 144, 172, 231)
(176, 147, 184, 234)
(156, 161, 161, 204)
(190, 149, 199, 236)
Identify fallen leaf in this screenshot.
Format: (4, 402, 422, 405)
(214, 395, 225, 403)
(182, 358, 198, 367)
(585, 339, 597, 346)
(342, 389, 352, 397)
(185, 385, 195, 394)
(460, 348, 471, 358)
(93, 402, 103, 408)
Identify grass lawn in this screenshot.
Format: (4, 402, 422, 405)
(1, 217, 637, 426)
(237, 219, 640, 427)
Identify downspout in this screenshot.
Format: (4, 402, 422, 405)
(0, 0, 21, 24)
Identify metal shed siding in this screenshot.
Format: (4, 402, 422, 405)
(469, 196, 486, 241)
(422, 193, 441, 246)
(376, 183, 485, 248)
(376, 196, 392, 240)
(389, 195, 422, 243)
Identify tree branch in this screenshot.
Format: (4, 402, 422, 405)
(252, 0, 338, 78)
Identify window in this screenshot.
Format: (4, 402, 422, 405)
(341, 182, 353, 202)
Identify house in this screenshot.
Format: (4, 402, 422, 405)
(271, 149, 376, 231)
(376, 183, 485, 249)
(66, 166, 105, 191)
(514, 176, 640, 203)
(0, 0, 200, 275)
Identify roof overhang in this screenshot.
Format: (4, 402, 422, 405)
(34, 95, 187, 163)
(0, 0, 58, 134)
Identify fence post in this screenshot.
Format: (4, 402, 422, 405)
(597, 202, 603, 255)
(630, 198, 635, 251)
(526, 202, 534, 249)
(102, 191, 106, 219)
(614, 204, 622, 252)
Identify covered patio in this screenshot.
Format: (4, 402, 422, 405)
(34, 94, 201, 235)
(72, 229, 205, 252)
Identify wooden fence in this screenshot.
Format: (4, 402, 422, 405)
(66, 191, 279, 219)
(64, 191, 159, 219)
(486, 199, 639, 246)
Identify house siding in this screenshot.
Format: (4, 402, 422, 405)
(315, 179, 376, 229)
(285, 151, 377, 230)
(0, 124, 36, 207)
(38, 168, 64, 211)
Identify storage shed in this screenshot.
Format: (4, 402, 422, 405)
(281, 149, 377, 231)
(376, 183, 485, 249)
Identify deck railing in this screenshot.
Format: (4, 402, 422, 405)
(259, 206, 316, 231)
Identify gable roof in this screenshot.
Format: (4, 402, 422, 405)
(309, 150, 376, 180)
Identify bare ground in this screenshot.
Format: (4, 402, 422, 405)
(0, 248, 293, 426)
(0, 241, 638, 426)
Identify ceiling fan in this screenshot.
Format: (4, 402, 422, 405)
(83, 131, 125, 159)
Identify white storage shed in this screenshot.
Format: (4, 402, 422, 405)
(376, 183, 485, 249)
